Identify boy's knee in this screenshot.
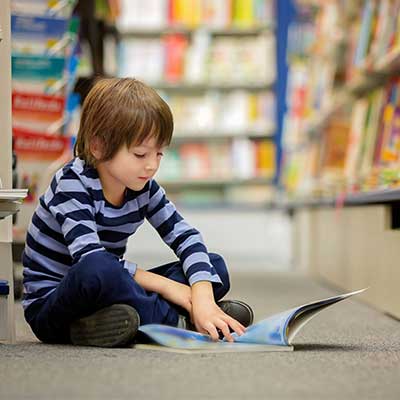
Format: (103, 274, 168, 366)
(72, 251, 124, 288)
(209, 253, 230, 292)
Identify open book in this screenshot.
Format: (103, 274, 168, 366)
(135, 288, 367, 353)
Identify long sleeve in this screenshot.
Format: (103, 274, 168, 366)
(46, 171, 137, 275)
(146, 179, 222, 286)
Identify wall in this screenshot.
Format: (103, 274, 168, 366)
(126, 209, 292, 272)
(293, 205, 400, 319)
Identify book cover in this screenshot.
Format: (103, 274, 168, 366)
(11, 0, 77, 18)
(11, 14, 69, 39)
(12, 54, 65, 81)
(179, 143, 211, 179)
(164, 34, 188, 83)
(255, 139, 275, 178)
(135, 288, 367, 353)
(12, 91, 65, 133)
(360, 89, 385, 176)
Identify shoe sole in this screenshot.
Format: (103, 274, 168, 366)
(70, 304, 140, 348)
(218, 300, 254, 327)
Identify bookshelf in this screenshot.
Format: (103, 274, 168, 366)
(10, 1, 80, 242)
(281, 0, 400, 200)
(282, 0, 400, 319)
(117, 0, 277, 207)
(0, 0, 15, 343)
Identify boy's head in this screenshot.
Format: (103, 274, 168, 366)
(74, 78, 173, 167)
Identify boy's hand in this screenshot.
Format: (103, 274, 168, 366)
(191, 281, 246, 342)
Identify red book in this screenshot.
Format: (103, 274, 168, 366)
(164, 34, 188, 83)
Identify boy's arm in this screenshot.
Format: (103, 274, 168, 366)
(146, 180, 245, 339)
(47, 174, 136, 276)
(146, 180, 222, 286)
(134, 268, 192, 314)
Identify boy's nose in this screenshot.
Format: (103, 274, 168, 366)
(145, 160, 158, 171)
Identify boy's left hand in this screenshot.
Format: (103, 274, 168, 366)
(191, 282, 246, 342)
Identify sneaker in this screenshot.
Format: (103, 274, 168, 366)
(177, 299, 254, 332)
(70, 304, 140, 348)
(217, 300, 254, 328)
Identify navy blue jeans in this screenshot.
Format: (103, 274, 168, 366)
(24, 251, 230, 344)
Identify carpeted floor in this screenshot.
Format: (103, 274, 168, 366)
(1, 271, 399, 400)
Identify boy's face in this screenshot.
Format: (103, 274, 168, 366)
(97, 136, 166, 194)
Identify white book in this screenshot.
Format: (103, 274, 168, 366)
(0, 189, 28, 201)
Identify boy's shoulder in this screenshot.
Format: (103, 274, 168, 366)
(49, 158, 100, 196)
(55, 158, 96, 183)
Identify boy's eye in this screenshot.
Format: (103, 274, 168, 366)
(134, 153, 146, 158)
(157, 152, 164, 157)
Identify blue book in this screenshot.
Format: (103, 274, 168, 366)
(12, 54, 65, 81)
(11, 15, 69, 39)
(135, 288, 367, 353)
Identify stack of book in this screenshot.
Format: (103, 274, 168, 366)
(157, 138, 276, 182)
(166, 91, 275, 137)
(10, 0, 80, 235)
(119, 31, 275, 86)
(118, 0, 274, 31)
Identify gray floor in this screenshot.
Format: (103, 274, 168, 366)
(1, 271, 399, 400)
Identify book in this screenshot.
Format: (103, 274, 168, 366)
(11, 0, 77, 18)
(12, 91, 66, 133)
(134, 288, 366, 353)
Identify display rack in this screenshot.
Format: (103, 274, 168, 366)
(281, 0, 400, 202)
(282, 0, 400, 319)
(0, 0, 15, 343)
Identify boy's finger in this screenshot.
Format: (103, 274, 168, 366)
(220, 311, 246, 332)
(204, 322, 220, 341)
(216, 320, 233, 342)
(224, 316, 246, 336)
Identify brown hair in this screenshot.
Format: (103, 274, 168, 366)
(74, 77, 173, 166)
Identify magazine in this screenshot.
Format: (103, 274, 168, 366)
(135, 288, 367, 353)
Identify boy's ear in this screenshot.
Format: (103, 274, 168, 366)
(90, 137, 103, 161)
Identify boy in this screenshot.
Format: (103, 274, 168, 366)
(22, 78, 254, 347)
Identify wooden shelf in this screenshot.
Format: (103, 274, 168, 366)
(159, 177, 273, 189)
(172, 127, 275, 142)
(119, 25, 274, 38)
(151, 82, 274, 92)
(280, 188, 400, 210)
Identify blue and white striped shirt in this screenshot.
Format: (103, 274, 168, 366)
(22, 157, 222, 310)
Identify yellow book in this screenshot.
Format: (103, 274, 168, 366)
(256, 140, 275, 177)
(248, 94, 258, 123)
(172, 0, 184, 26)
(233, 0, 254, 28)
(189, 0, 202, 28)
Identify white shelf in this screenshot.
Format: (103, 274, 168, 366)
(172, 127, 275, 142)
(151, 82, 274, 92)
(159, 177, 273, 189)
(120, 25, 274, 37)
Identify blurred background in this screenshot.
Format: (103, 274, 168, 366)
(3, 0, 400, 318)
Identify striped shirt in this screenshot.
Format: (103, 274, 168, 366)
(22, 157, 222, 310)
